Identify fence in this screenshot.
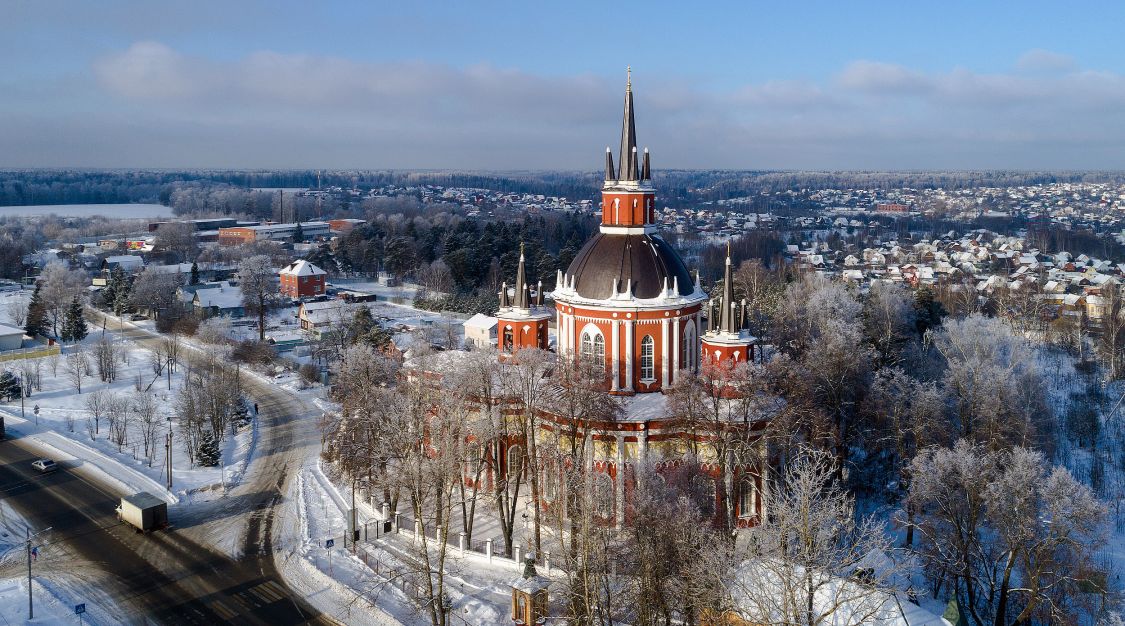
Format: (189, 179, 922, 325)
(0, 344, 60, 363)
(364, 504, 562, 576)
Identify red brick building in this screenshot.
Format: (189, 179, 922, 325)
(278, 259, 327, 298)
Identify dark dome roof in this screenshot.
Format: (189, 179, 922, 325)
(565, 233, 694, 300)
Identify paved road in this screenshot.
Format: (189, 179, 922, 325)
(0, 310, 339, 625)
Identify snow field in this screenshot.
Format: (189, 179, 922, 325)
(0, 330, 258, 505)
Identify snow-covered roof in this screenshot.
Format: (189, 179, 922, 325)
(279, 259, 326, 277)
(463, 313, 498, 330)
(104, 255, 144, 268)
(0, 322, 24, 337)
(193, 284, 243, 310)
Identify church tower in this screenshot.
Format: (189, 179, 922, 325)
(496, 243, 551, 361)
(700, 242, 756, 365)
(552, 69, 707, 394)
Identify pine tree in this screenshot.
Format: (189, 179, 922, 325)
(291, 222, 304, 244)
(62, 296, 87, 343)
(190, 261, 200, 286)
(108, 266, 131, 315)
(0, 371, 20, 402)
(197, 430, 221, 467)
(24, 282, 49, 338)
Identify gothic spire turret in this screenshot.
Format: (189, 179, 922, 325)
(515, 242, 529, 309)
(618, 67, 638, 182)
(605, 147, 616, 181)
(720, 241, 736, 333)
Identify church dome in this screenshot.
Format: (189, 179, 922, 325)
(564, 232, 694, 301)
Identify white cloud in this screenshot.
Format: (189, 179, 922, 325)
(5, 43, 1125, 169)
(836, 61, 933, 95)
(1016, 49, 1077, 73)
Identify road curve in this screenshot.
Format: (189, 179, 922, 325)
(0, 309, 338, 624)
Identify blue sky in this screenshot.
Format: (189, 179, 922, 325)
(4, 0, 1125, 169)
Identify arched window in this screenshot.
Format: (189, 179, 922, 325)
(739, 478, 757, 519)
(581, 329, 605, 373)
(506, 445, 523, 479)
(681, 321, 697, 370)
(640, 335, 655, 381)
(594, 473, 614, 519)
(502, 327, 513, 353)
(544, 465, 558, 502)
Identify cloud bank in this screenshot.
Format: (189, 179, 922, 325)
(3, 41, 1125, 170)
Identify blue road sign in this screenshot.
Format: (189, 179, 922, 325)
(75, 603, 86, 615)
(325, 539, 334, 549)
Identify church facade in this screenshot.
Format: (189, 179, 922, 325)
(485, 73, 767, 530)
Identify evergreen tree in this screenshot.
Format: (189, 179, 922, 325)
(197, 430, 221, 467)
(62, 296, 88, 343)
(190, 261, 200, 286)
(102, 265, 127, 309)
(0, 371, 20, 402)
(24, 282, 48, 338)
(291, 222, 304, 243)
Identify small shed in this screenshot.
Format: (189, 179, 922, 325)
(0, 323, 24, 351)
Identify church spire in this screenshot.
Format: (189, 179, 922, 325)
(720, 240, 736, 333)
(618, 67, 638, 181)
(515, 242, 529, 309)
(605, 147, 616, 181)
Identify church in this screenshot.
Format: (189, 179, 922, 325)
(453, 72, 767, 529)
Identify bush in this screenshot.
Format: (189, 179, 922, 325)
(299, 363, 321, 385)
(168, 315, 200, 335)
(232, 340, 276, 365)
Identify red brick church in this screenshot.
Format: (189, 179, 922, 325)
(452, 72, 766, 529)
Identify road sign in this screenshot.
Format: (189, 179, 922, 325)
(75, 603, 85, 614)
(33, 405, 39, 415)
(325, 539, 334, 549)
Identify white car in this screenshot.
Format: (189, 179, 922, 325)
(31, 459, 57, 473)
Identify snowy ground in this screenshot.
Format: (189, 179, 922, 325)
(0, 305, 258, 505)
(280, 456, 537, 626)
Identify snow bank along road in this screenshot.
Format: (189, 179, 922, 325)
(0, 309, 340, 624)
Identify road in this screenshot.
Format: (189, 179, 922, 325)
(0, 310, 341, 625)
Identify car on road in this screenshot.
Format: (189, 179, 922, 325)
(31, 459, 57, 473)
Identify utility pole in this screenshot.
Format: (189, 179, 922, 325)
(165, 430, 173, 489)
(25, 525, 51, 620)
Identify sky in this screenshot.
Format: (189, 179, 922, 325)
(3, 0, 1125, 171)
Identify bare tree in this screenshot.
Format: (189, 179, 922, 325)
(84, 388, 108, 437)
(39, 262, 86, 337)
(134, 392, 160, 464)
(910, 441, 1108, 626)
(928, 314, 1052, 450)
(5, 298, 27, 327)
(667, 358, 774, 536)
(65, 349, 88, 394)
(238, 255, 277, 342)
(862, 281, 915, 368)
(93, 337, 120, 382)
(500, 347, 552, 554)
(128, 266, 180, 318)
(734, 447, 904, 626)
(154, 221, 197, 262)
(106, 395, 130, 451)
